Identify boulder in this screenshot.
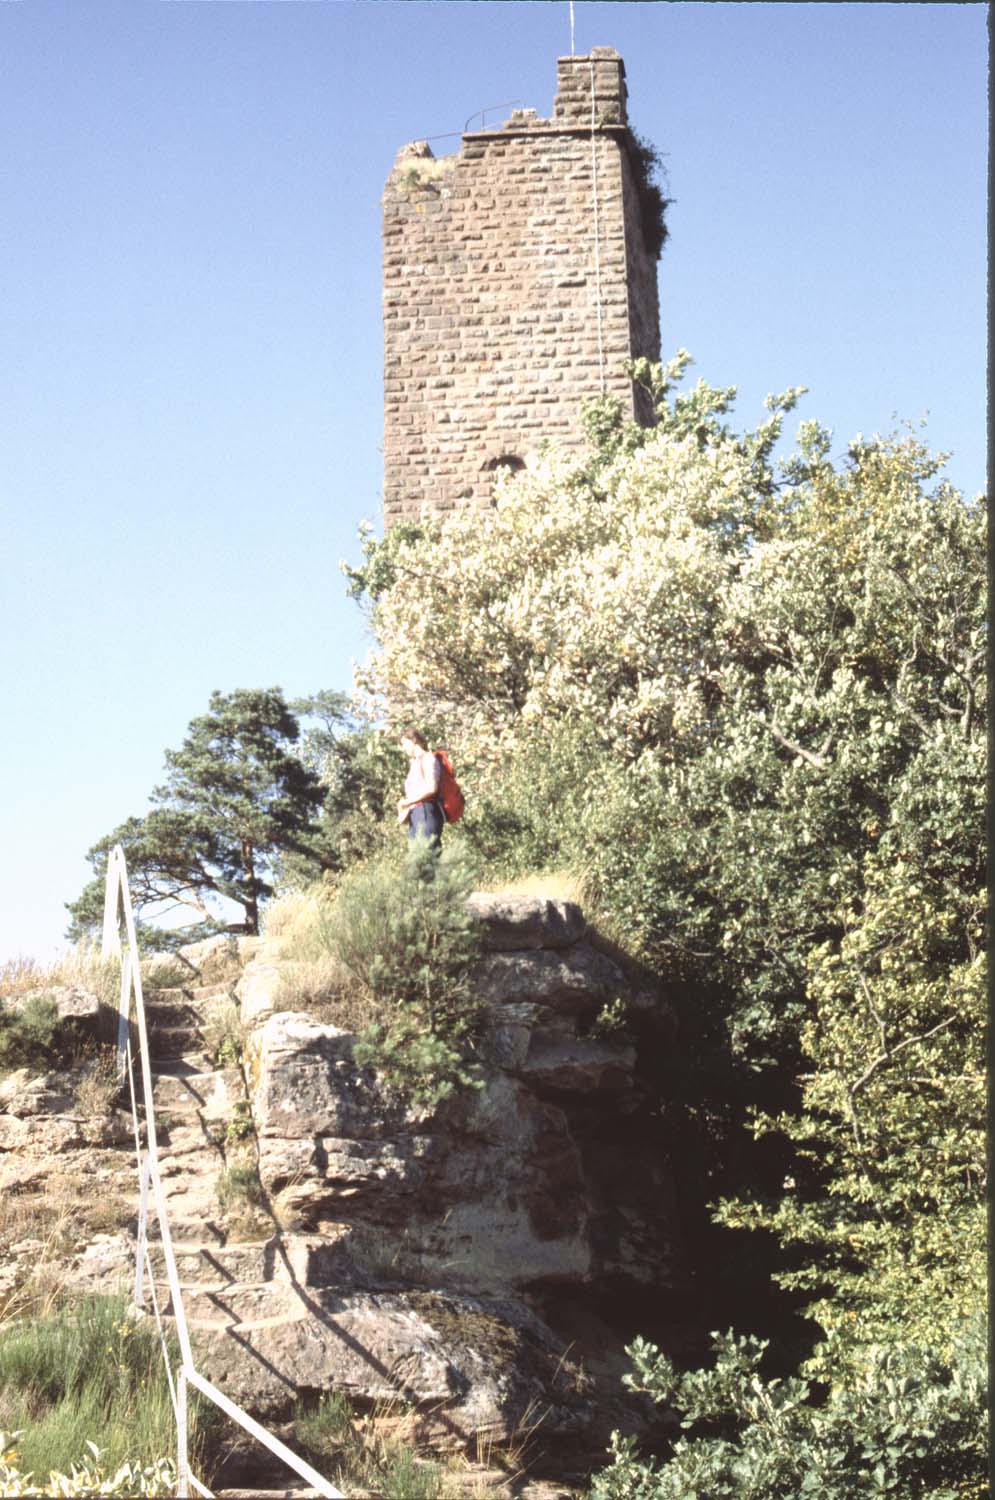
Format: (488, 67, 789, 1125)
(514, 1034, 636, 1094)
(0, 1114, 82, 1152)
(248, 1012, 410, 1141)
(0, 1069, 77, 1118)
(236, 951, 288, 1031)
(472, 943, 625, 1015)
(466, 894, 586, 951)
(6, 983, 101, 1028)
(187, 1281, 597, 1443)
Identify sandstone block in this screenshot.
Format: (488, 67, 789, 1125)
(466, 892, 587, 950)
(249, 1012, 407, 1141)
(471, 943, 624, 1014)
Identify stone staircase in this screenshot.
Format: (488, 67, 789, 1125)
(138, 976, 333, 1493)
(141, 980, 306, 1335)
(119, 911, 641, 1500)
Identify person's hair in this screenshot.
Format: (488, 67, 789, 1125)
(400, 727, 428, 750)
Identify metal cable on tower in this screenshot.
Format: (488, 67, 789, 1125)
(589, 58, 607, 395)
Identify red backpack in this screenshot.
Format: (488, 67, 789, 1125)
(434, 749, 465, 823)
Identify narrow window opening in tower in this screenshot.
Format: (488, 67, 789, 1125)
(482, 454, 525, 474)
(481, 453, 526, 506)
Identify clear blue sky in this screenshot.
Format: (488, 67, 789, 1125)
(1, 1, 986, 963)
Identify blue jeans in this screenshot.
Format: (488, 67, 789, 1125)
(408, 800, 444, 851)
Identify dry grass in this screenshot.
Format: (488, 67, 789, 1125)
(486, 871, 586, 906)
(74, 1051, 122, 1119)
(264, 887, 380, 1032)
(0, 957, 45, 1001)
(0, 945, 120, 1009)
(0, 1200, 76, 1326)
(200, 997, 246, 1066)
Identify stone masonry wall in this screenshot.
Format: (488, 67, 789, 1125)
(382, 49, 661, 525)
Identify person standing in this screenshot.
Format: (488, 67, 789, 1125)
(397, 728, 444, 852)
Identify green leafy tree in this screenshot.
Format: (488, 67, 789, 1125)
(283, 691, 408, 878)
(345, 354, 986, 1488)
(68, 689, 325, 943)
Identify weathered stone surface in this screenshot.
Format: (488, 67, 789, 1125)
(467, 894, 587, 951)
(0, 1114, 83, 1152)
(256, 1133, 438, 1222)
(0, 1156, 49, 1192)
(514, 1034, 636, 1094)
(0, 1068, 30, 1109)
(69, 1232, 134, 1291)
(249, 1013, 407, 1140)
(480, 1002, 555, 1070)
(236, 951, 287, 1031)
(7, 984, 101, 1027)
(0, 1068, 77, 1117)
(472, 944, 625, 1015)
(188, 1282, 596, 1442)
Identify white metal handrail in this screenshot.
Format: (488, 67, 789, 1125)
(102, 844, 343, 1499)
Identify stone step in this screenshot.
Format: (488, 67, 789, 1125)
(149, 1024, 206, 1057)
(153, 1051, 219, 1076)
(146, 1238, 281, 1285)
(147, 1216, 228, 1246)
(152, 1066, 241, 1106)
(158, 1152, 225, 1188)
(156, 1279, 309, 1330)
(146, 982, 235, 1003)
(143, 997, 202, 1026)
(158, 1121, 220, 1156)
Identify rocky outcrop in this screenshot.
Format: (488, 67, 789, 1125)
(0, 909, 685, 1474)
(220, 894, 686, 1455)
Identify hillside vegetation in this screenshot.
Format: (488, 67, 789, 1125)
(66, 352, 986, 1495)
(342, 353, 987, 1496)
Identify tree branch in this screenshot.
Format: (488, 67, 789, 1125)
(752, 711, 833, 769)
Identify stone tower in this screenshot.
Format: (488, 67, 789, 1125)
(382, 48, 663, 525)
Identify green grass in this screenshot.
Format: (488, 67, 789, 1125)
(0, 1294, 221, 1480)
(216, 1163, 264, 1210)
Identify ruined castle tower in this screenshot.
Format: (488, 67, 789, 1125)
(382, 48, 663, 525)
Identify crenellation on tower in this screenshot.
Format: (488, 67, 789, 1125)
(552, 48, 629, 126)
(382, 49, 662, 525)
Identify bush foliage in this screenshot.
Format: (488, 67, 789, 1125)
(345, 352, 986, 1492)
(0, 995, 61, 1073)
(327, 840, 484, 1111)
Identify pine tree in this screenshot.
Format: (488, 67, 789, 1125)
(68, 688, 325, 943)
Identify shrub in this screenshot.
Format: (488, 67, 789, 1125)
(200, 997, 246, 1067)
(224, 1102, 254, 1144)
(324, 840, 484, 1110)
(0, 1435, 176, 1497)
(0, 946, 121, 1077)
(0, 995, 60, 1072)
(74, 1050, 122, 1118)
(293, 1392, 448, 1500)
(591, 1319, 987, 1500)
